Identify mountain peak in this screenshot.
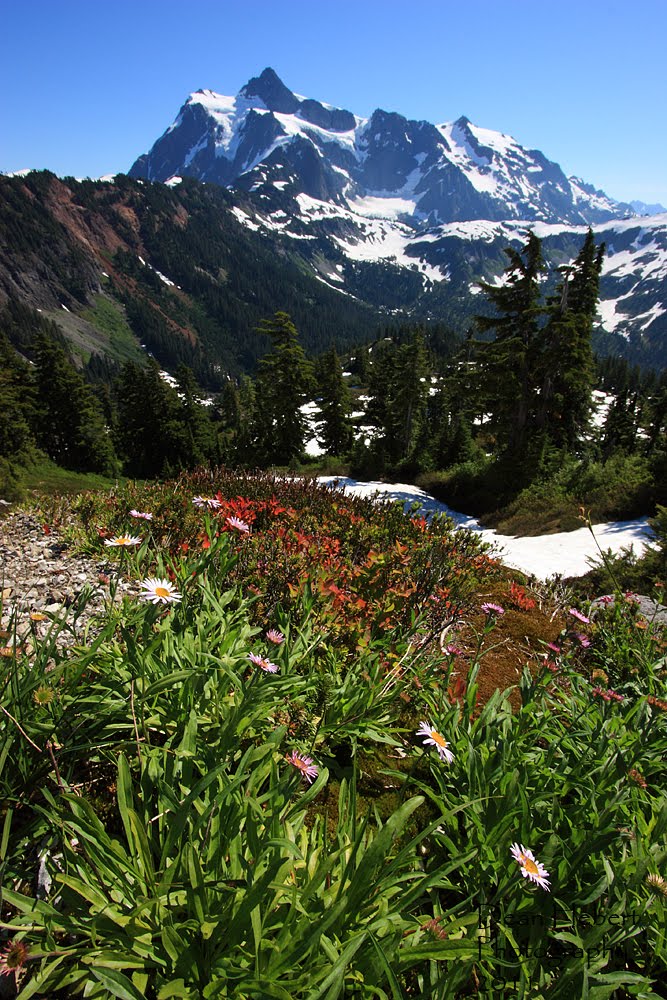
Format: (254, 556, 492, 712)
(238, 67, 299, 114)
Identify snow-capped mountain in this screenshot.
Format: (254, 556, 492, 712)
(127, 70, 666, 362)
(130, 68, 631, 229)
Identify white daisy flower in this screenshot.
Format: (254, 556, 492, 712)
(104, 535, 142, 547)
(129, 510, 153, 520)
(192, 496, 222, 510)
(416, 721, 454, 763)
(510, 842, 550, 891)
(138, 577, 182, 605)
(226, 516, 250, 533)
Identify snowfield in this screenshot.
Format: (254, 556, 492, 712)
(317, 477, 655, 581)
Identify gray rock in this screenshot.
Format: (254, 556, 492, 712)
(592, 594, 667, 627)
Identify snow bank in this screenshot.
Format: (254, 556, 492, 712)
(317, 477, 654, 581)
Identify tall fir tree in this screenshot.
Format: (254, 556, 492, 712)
(388, 332, 430, 464)
(316, 347, 353, 456)
(175, 363, 217, 467)
(251, 312, 314, 465)
(31, 333, 118, 475)
(535, 230, 604, 451)
(474, 230, 546, 459)
(116, 360, 188, 477)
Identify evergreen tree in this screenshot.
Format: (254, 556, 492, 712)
(31, 333, 118, 475)
(175, 363, 216, 467)
(0, 330, 36, 463)
(251, 312, 314, 465)
(474, 231, 545, 458)
(602, 390, 641, 458)
(388, 332, 430, 464)
(364, 339, 396, 444)
(235, 376, 257, 466)
(214, 379, 241, 433)
(316, 347, 353, 455)
(116, 360, 188, 477)
(535, 230, 604, 450)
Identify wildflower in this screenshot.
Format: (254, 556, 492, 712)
(510, 843, 550, 891)
(192, 496, 222, 510)
(591, 668, 609, 684)
(599, 594, 614, 606)
(423, 917, 448, 941)
(568, 608, 590, 624)
(29, 612, 48, 622)
(417, 722, 454, 763)
(129, 509, 153, 520)
(0, 939, 30, 977)
(248, 652, 278, 673)
(445, 643, 464, 656)
(266, 628, 285, 645)
(138, 577, 182, 605)
(226, 516, 250, 533)
(286, 750, 319, 784)
(574, 632, 591, 648)
(33, 686, 55, 706)
(628, 768, 647, 789)
(104, 535, 141, 548)
(647, 695, 667, 712)
(481, 602, 504, 616)
(546, 642, 561, 654)
(646, 873, 667, 896)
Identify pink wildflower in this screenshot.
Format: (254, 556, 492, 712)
(0, 939, 30, 977)
(568, 608, 590, 624)
(286, 750, 319, 784)
(481, 602, 504, 616)
(592, 686, 624, 703)
(129, 510, 153, 521)
(248, 652, 278, 673)
(192, 496, 222, 510)
(266, 628, 285, 645)
(574, 633, 591, 648)
(226, 516, 250, 534)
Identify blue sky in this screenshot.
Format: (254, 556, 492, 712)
(2, 0, 666, 205)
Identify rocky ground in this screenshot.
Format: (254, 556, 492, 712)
(0, 509, 135, 651)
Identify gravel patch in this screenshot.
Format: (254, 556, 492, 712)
(0, 510, 135, 650)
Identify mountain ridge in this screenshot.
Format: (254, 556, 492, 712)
(1, 70, 665, 377)
(129, 67, 632, 228)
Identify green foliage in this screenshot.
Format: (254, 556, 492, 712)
(115, 359, 217, 478)
(315, 347, 353, 457)
(251, 312, 315, 465)
(31, 332, 119, 476)
(473, 230, 603, 464)
(80, 294, 145, 365)
(0, 494, 664, 995)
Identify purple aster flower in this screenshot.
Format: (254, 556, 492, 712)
(481, 602, 504, 616)
(248, 652, 278, 673)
